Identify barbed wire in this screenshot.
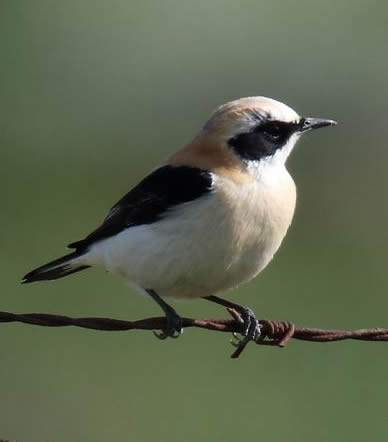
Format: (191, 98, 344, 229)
(1, 309, 387, 358)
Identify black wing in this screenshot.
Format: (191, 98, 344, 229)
(68, 165, 213, 251)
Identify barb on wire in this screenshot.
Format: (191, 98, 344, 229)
(1, 309, 387, 358)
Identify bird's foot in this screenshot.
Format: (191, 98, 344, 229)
(231, 307, 262, 344)
(146, 289, 183, 340)
(203, 296, 263, 358)
(228, 307, 262, 358)
(153, 309, 183, 340)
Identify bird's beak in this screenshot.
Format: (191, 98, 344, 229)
(299, 117, 337, 133)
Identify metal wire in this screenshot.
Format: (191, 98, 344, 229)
(1, 310, 387, 359)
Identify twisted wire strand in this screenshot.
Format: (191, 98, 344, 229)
(1, 310, 387, 358)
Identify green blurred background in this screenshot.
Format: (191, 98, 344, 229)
(1, 1, 388, 441)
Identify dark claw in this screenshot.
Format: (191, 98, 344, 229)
(230, 310, 261, 358)
(203, 296, 262, 358)
(153, 311, 183, 340)
(153, 330, 168, 340)
(230, 332, 242, 347)
(236, 307, 262, 343)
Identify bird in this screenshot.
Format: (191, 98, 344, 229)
(22, 96, 337, 344)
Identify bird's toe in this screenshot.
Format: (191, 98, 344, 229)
(153, 311, 183, 340)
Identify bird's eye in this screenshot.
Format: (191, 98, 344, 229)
(262, 123, 283, 141)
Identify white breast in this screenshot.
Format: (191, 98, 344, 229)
(88, 167, 296, 299)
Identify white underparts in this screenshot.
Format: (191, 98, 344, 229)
(87, 167, 296, 299)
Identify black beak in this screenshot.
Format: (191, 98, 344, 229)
(299, 117, 337, 133)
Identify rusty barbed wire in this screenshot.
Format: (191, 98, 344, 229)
(1, 310, 388, 358)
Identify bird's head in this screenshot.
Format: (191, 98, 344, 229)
(170, 96, 337, 182)
(203, 96, 337, 168)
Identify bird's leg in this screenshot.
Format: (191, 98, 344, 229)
(145, 289, 183, 340)
(204, 295, 261, 344)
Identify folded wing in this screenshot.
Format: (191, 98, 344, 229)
(68, 165, 214, 251)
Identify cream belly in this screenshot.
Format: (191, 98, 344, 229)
(88, 169, 296, 299)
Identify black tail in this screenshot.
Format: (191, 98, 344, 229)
(22, 251, 90, 284)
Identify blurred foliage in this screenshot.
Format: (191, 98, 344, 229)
(1, 1, 388, 441)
